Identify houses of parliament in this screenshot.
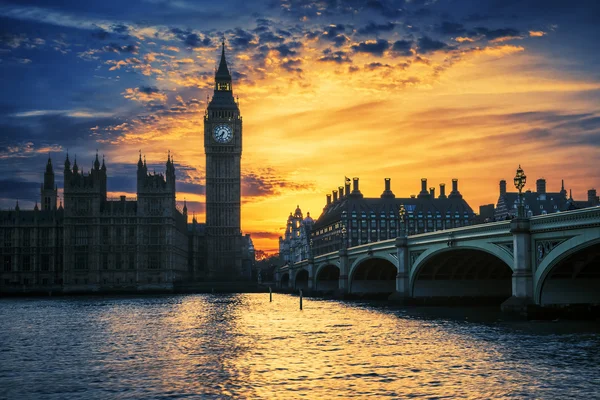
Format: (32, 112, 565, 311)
(0, 44, 254, 294)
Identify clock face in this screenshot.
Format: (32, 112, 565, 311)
(213, 124, 233, 143)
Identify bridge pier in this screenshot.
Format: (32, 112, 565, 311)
(307, 259, 314, 291)
(389, 236, 410, 303)
(337, 248, 349, 295)
(501, 218, 535, 315)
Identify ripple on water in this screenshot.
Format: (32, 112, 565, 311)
(0, 294, 599, 399)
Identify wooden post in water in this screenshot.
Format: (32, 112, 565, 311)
(269, 286, 272, 302)
(299, 289, 303, 310)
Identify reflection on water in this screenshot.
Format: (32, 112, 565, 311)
(1, 294, 599, 399)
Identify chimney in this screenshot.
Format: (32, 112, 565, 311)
(421, 178, 427, 194)
(326, 194, 331, 205)
(449, 179, 462, 199)
(588, 189, 598, 206)
(350, 177, 363, 198)
(338, 186, 344, 198)
(381, 178, 395, 198)
(499, 180, 507, 196)
(439, 183, 446, 199)
(332, 190, 338, 202)
(536, 179, 546, 194)
(345, 181, 351, 197)
(429, 187, 435, 197)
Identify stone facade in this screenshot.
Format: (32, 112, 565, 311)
(494, 178, 599, 220)
(309, 177, 476, 257)
(279, 206, 314, 264)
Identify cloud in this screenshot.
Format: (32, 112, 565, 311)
(0, 142, 62, 159)
(242, 169, 314, 200)
(357, 21, 396, 35)
(436, 21, 466, 35)
(391, 39, 413, 56)
(351, 39, 389, 56)
(122, 86, 167, 103)
(472, 27, 522, 42)
(317, 49, 352, 64)
(417, 36, 451, 53)
(529, 30, 546, 37)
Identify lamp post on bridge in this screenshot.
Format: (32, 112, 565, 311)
(514, 165, 527, 218)
(398, 204, 406, 238)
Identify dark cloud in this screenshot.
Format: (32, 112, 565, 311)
(357, 21, 396, 35)
(417, 36, 450, 53)
(391, 39, 413, 56)
(436, 21, 466, 35)
(351, 39, 389, 56)
(241, 170, 313, 199)
(281, 58, 303, 73)
(322, 24, 349, 47)
(230, 28, 255, 50)
(259, 31, 285, 44)
(274, 42, 302, 57)
(0, 179, 43, 201)
(246, 231, 281, 240)
(101, 43, 139, 54)
(365, 62, 391, 70)
(317, 49, 353, 64)
(171, 28, 213, 48)
(138, 86, 161, 95)
(471, 27, 521, 41)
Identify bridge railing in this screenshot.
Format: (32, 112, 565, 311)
(529, 207, 600, 231)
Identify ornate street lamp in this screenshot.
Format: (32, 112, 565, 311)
(398, 204, 406, 237)
(514, 164, 527, 218)
(341, 224, 347, 249)
(309, 238, 313, 258)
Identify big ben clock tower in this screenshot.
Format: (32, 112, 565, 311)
(204, 42, 244, 280)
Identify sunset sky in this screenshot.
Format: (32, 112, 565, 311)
(1, 0, 599, 252)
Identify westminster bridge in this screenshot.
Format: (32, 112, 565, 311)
(275, 207, 600, 310)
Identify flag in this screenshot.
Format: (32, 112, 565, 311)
(345, 176, 351, 184)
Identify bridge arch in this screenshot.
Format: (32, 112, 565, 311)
(535, 237, 600, 305)
(315, 264, 340, 292)
(349, 256, 397, 294)
(410, 246, 513, 301)
(280, 272, 289, 288)
(294, 268, 309, 290)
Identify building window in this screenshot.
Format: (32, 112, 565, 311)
(102, 254, 109, 270)
(150, 226, 160, 245)
(115, 253, 122, 269)
(22, 256, 31, 271)
(23, 229, 31, 247)
(129, 253, 135, 269)
(149, 254, 159, 269)
(3, 230, 11, 247)
(76, 227, 88, 246)
(102, 227, 110, 245)
(3, 256, 12, 272)
(41, 255, 50, 271)
(41, 230, 50, 247)
(128, 227, 135, 244)
(75, 254, 88, 270)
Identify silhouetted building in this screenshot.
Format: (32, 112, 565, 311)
(0, 153, 254, 294)
(279, 205, 314, 263)
(310, 177, 475, 256)
(204, 42, 247, 280)
(475, 204, 495, 223)
(494, 178, 599, 220)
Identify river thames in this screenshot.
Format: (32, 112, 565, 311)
(1, 294, 599, 399)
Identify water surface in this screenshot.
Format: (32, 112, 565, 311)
(1, 294, 599, 399)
